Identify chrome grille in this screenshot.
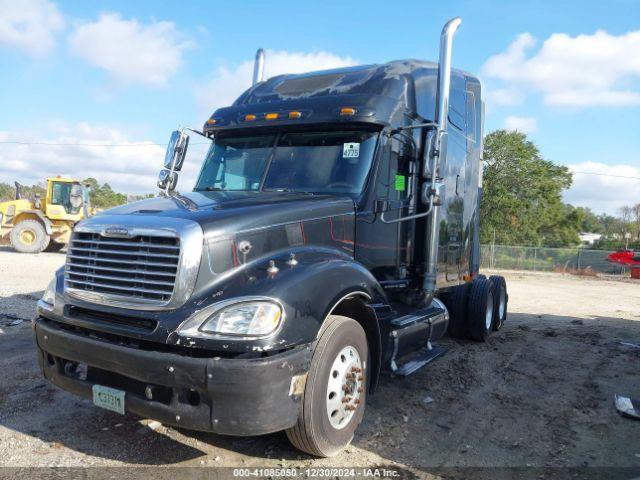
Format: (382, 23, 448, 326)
(65, 232, 180, 303)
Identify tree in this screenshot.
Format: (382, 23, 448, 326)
(481, 130, 579, 247)
(0, 182, 14, 202)
(83, 178, 127, 209)
(575, 206, 603, 233)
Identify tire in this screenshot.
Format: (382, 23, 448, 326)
(467, 277, 495, 342)
(44, 241, 65, 253)
(443, 282, 471, 338)
(489, 275, 508, 331)
(286, 315, 368, 457)
(10, 219, 50, 253)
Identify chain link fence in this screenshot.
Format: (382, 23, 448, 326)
(480, 245, 629, 276)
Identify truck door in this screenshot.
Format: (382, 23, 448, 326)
(462, 82, 482, 278)
(441, 75, 467, 285)
(355, 134, 414, 285)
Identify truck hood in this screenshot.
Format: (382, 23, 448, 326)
(89, 190, 355, 240)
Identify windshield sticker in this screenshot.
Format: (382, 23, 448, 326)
(343, 142, 360, 158)
(394, 174, 406, 191)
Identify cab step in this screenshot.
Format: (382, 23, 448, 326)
(391, 344, 447, 377)
(387, 299, 449, 377)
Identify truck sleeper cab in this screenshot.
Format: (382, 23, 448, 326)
(34, 18, 508, 457)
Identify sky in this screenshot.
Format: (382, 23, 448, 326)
(0, 0, 638, 214)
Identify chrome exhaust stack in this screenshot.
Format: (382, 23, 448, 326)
(423, 17, 462, 296)
(252, 48, 265, 86)
(435, 17, 461, 131)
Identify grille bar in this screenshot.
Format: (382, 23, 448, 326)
(67, 254, 179, 269)
(72, 239, 180, 250)
(66, 278, 174, 296)
(66, 271, 175, 287)
(65, 232, 181, 304)
(65, 262, 177, 277)
(68, 246, 180, 259)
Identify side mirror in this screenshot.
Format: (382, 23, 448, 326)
(423, 130, 437, 178)
(158, 169, 178, 191)
(164, 131, 189, 172)
(423, 130, 449, 179)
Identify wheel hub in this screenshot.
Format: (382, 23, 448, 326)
(326, 345, 363, 429)
(485, 292, 494, 330)
(498, 288, 506, 318)
(20, 229, 36, 245)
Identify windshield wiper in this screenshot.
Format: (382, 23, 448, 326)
(196, 186, 224, 191)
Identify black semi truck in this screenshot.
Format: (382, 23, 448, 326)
(35, 17, 508, 456)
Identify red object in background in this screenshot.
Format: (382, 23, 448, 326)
(607, 250, 640, 266)
(607, 250, 640, 279)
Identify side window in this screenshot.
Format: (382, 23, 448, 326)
(448, 75, 466, 131)
(466, 91, 476, 143)
(51, 183, 62, 204)
(375, 137, 410, 201)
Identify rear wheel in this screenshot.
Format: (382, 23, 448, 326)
(10, 219, 50, 253)
(489, 275, 508, 330)
(286, 315, 368, 457)
(467, 277, 495, 342)
(443, 282, 471, 338)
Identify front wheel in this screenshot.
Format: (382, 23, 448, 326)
(10, 219, 50, 253)
(286, 315, 368, 457)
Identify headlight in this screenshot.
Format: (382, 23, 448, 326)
(42, 278, 56, 306)
(178, 300, 283, 338)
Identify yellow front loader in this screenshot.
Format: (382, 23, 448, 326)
(0, 177, 91, 253)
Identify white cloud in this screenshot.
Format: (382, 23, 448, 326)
(0, 123, 203, 195)
(68, 13, 191, 87)
(563, 161, 640, 214)
(484, 87, 524, 107)
(0, 0, 64, 55)
(197, 50, 358, 113)
(504, 116, 538, 134)
(482, 30, 640, 107)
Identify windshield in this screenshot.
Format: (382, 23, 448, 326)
(194, 129, 379, 196)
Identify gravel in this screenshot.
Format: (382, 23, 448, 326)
(1, 247, 640, 475)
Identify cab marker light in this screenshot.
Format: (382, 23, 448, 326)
(288, 111, 302, 119)
(265, 113, 279, 120)
(244, 114, 257, 121)
(340, 107, 356, 116)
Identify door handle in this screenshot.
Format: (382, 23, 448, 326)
(455, 174, 460, 195)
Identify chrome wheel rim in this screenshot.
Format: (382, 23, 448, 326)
(485, 292, 494, 330)
(326, 345, 363, 430)
(498, 287, 506, 319)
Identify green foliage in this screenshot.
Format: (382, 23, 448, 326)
(575, 207, 603, 233)
(0, 182, 14, 201)
(481, 130, 579, 247)
(1, 178, 152, 209)
(0, 181, 46, 202)
(82, 178, 127, 209)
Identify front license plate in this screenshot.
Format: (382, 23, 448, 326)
(92, 384, 125, 415)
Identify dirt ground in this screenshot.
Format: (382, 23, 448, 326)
(1, 247, 639, 478)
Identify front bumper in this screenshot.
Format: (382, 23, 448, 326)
(34, 317, 312, 436)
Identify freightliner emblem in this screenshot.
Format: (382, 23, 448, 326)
(103, 226, 132, 238)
